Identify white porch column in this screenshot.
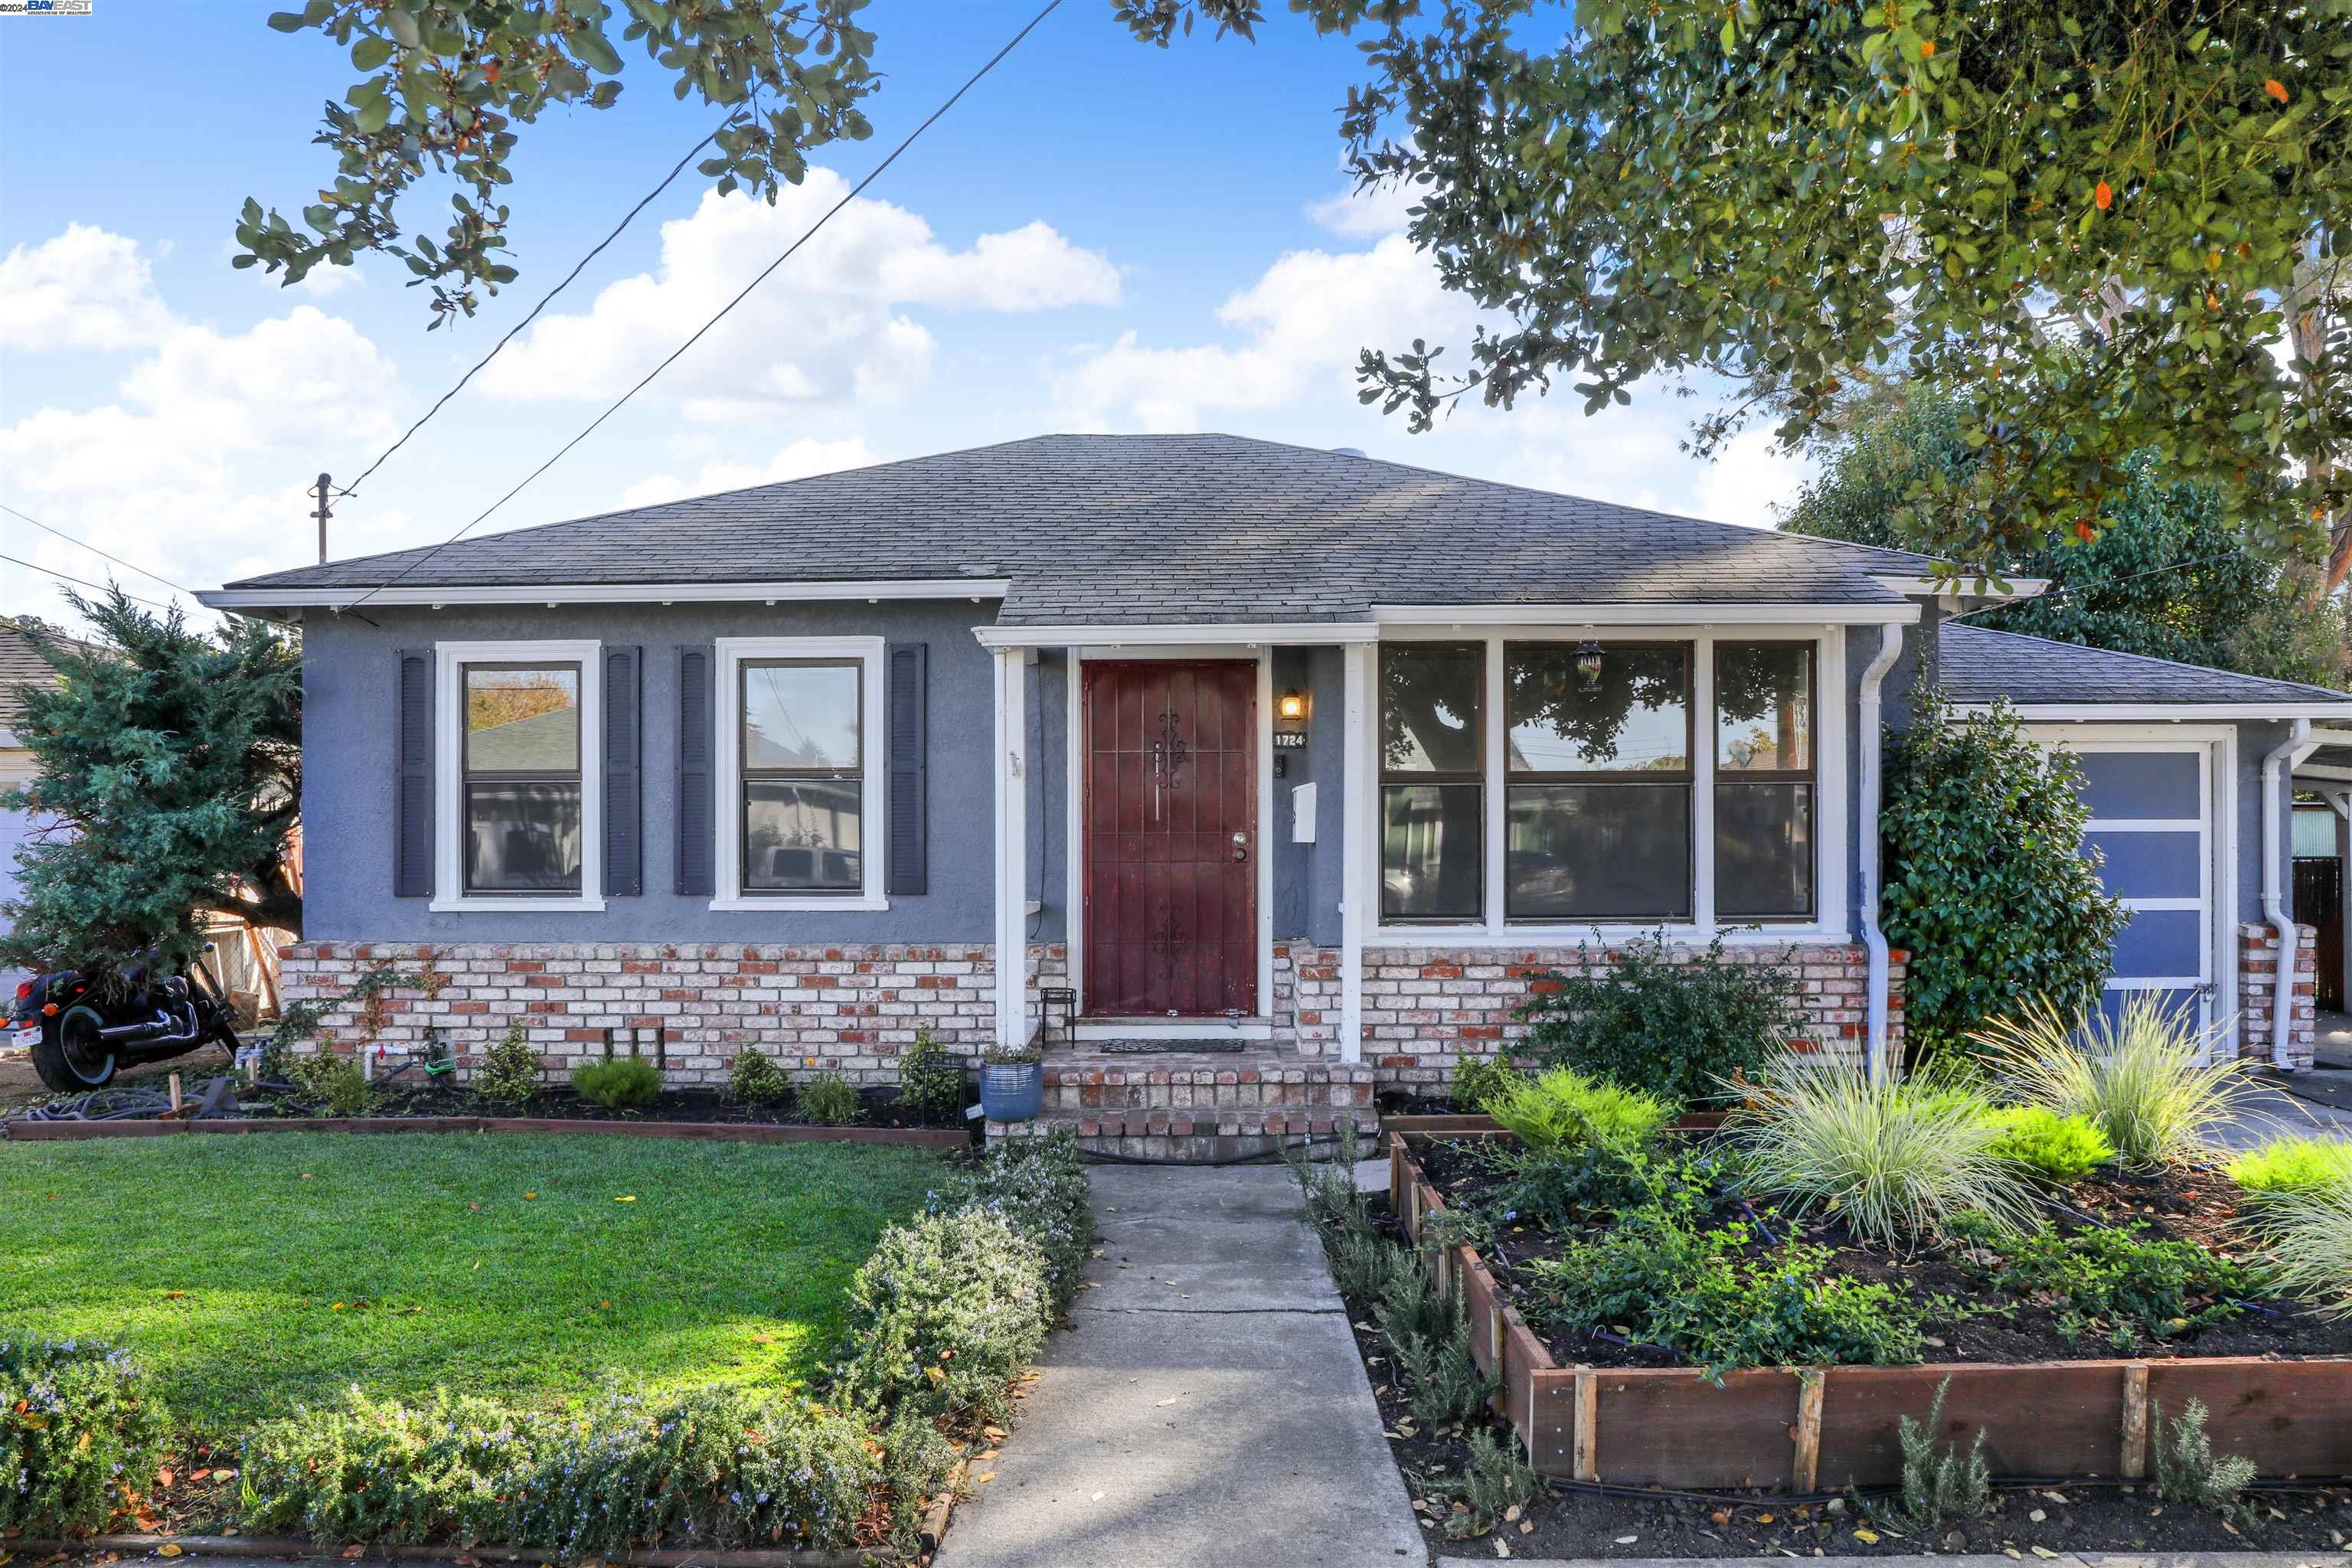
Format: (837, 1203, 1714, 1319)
(992, 646, 1030, 1050)
(1340, 640, 1373, 1063)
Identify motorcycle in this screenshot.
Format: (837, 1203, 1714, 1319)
(12, 945, 245, 1093)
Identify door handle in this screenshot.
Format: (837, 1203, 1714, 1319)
(1232, 831, 1250, 863)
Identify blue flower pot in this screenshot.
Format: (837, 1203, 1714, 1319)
(979, 1060, 1044, 1122)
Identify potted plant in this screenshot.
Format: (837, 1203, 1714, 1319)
(978, 1040, 1044, 1123)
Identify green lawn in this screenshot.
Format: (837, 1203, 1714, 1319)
(0, 1132, 946, 1438)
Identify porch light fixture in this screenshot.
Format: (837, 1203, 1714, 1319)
(1277, 688, 1309, 722)
(1574, 639, 1606, 691)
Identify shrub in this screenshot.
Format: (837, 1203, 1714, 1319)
(1945, 1213, 2262, 1347)
(0, 1332, 172, 1537)
(2239, 1184, 2352, 1319)
(896, 1031, 965, 1122)
(1971, 995, 2255, 1167)
(721, 1047, 792, 1107)
(570, 1054, 662, 1109)
(1485, 1066, 1674, 1152)
(838, 1207, 1054, 1422)
(1286, 1123, 1374, 1240)
(1516, 932, 1798, 1107)
(289, 1051, 372, 1116)
(1478, 1136, 1723, 1231)
(1984, 1106, 2115, 1184)
(1425, 1428, 1540, 1540)
(1728, 1054, 2034, 1245)
(1449, 1053, 1523, 1112)
(1880, 697, 2128, 1057)
(939, 1131, 1095, 1312)
(239, 1386, 880, 1557)
(1526, 1212, 1928, 1374)
(2151, 1398, 2257, 1518)
(2229, 1135, 2352, 1199)
(472, 1018, 541, 1108)
(1370, 1246, 1498, 1423)
(1884, 1377, 1991, 1530)
(799, 1070, 861, 1126)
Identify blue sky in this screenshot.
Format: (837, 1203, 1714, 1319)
(0, 2, 1805, 627)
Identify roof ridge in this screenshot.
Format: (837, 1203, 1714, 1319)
(1945, 621, 2352, 701)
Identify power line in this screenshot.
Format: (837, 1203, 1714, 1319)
(0, 501, 197, 596)
(0, 549, 184, 614)
(335, 106, 747, 502)
(340, 0, 1067, 614)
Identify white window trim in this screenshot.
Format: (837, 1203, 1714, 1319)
(711, 635, 890, 913)
(432, 639, 606, 913)
(1367, 625, 1851, 945)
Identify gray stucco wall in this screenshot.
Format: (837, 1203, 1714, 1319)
(302, 600, 1021, 945)
(1267, 645, 1348, 946)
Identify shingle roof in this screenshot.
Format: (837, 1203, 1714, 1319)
(220, 433, 1943, 625)
(1941, 624, 2352, 709)
(0, 619, 80, 732)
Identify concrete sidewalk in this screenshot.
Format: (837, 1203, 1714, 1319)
(1456, 1557, 2347, 1568)
(935, 1161, 1424, 1568)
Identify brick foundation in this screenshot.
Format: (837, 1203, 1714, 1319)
(2237, 923, 2318, 1069)
(1359, 940, 1904, 1094)
(278, 941, 1067, 1086)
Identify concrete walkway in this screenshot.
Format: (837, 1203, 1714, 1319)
(936, 1162, 1425, 1568)
(1461, 1557, 2345, 1568)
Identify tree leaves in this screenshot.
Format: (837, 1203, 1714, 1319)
(235, 0, 883, 328)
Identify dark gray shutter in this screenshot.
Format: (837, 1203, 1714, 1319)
(603, 646, 642, 897)
(675, 645, 715, 897)
(886, 642, 927, 897)
(395, 648, 434, 898)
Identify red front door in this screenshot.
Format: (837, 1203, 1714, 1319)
(1083, 661, 1258, 1018)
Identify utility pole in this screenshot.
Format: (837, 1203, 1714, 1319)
(311, 473, 333, 564)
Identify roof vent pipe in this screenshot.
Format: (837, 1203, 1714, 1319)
(2261, 719, 2311, 1071)
(1859, 622, 1906, 1084)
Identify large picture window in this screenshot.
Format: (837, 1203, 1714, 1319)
(1380, 644, 1483, 921)
(462, 662, 583, 894)
(1504, 642, 1692, 920)
(740, 659, 864, 894)
(1714, 642, 1815, 920)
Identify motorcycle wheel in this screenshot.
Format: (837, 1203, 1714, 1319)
(31, 1005, 116, 1092)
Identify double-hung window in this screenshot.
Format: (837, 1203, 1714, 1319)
(740, 659, 864, 894)
(1378, 643, 1483, 921)
(712, 636, 888, 910)
(1713, 642, 1815, 920)
(435, 639, 603, 912)
(1504, 642, 1693, 921)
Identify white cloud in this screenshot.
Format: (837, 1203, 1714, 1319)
(1052, 233, 1478, 432)
(478, 177, 1120, 414)
(0, 224, 175, 352)
(0, 305, 404, 619)
(1305, 180, 1420, 238)
(619, 435, 880, 509)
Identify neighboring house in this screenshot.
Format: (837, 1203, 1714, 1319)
(198, 435, 2352, 1151)
(0, 619, 64, 994)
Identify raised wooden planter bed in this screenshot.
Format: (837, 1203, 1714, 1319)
(1382, 1110, 1728, 1140)
(4, 1114, 969, 1148)
(1387, 1136, 2352, 1490)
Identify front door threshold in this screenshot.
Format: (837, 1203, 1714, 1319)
(1072, 1016, 1275, 1043)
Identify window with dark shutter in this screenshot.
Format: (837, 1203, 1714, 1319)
(675, 645, 715, 897)
(886, 642, 927, 896)
(603, 646, 642, 897)
(395, 648, 434, 897)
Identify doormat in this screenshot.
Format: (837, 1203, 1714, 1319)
(1096, 1040, 1252, 1055)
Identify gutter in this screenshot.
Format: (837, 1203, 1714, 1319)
(1858, 622, 1906, 1083)
(2261, 719, 2312, 1070)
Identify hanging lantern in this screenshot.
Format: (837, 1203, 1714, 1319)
(1574, 638, 1605, 691)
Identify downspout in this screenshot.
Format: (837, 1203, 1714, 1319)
(2261, 720, 2311, 1070)
(1859, 622, 1906, 1084)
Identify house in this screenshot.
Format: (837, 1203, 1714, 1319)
(197, 434, 2352, 1153)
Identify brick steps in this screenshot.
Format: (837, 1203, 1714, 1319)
(986, 1047, 1379, 1159)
